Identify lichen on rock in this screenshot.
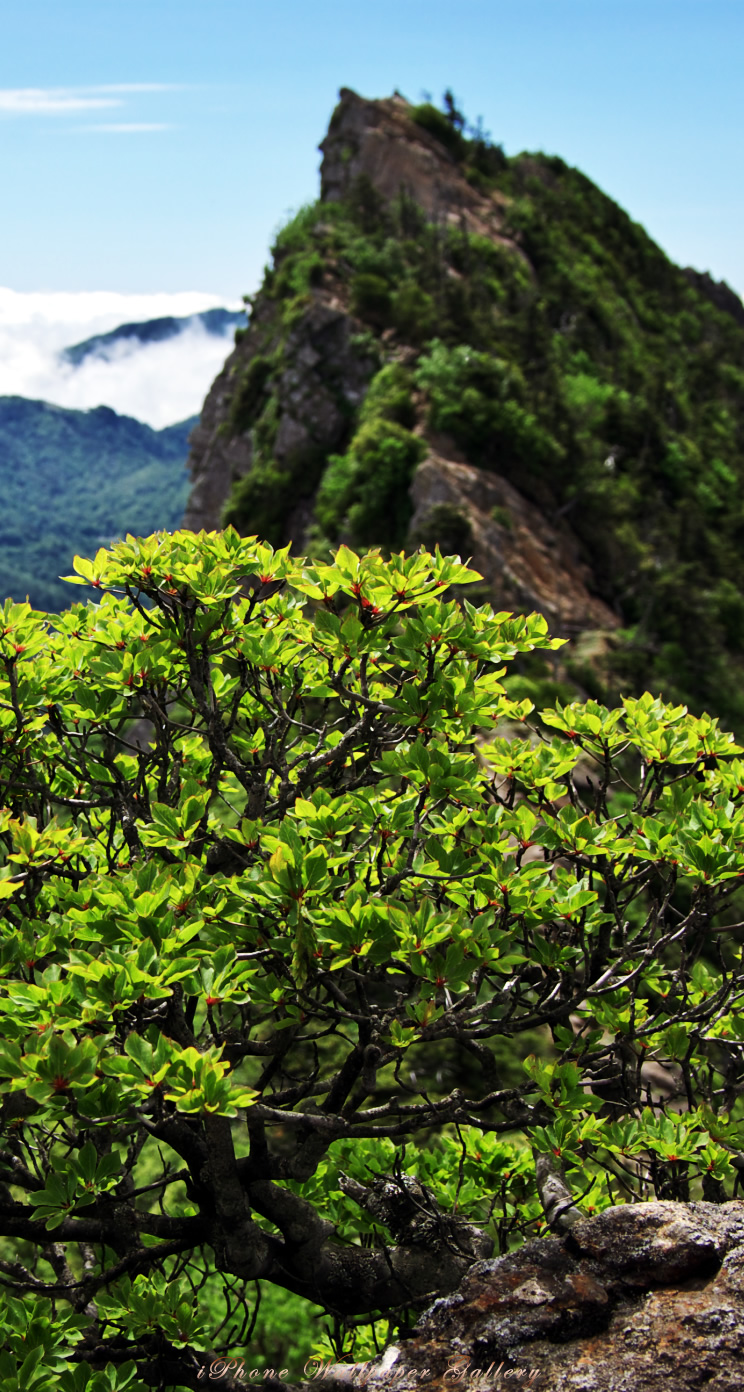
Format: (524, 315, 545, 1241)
(299, 1202, 744, 1392)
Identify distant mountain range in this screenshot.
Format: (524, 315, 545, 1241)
(62, 307, 246, 366)
(0, 303, 244, 609)
(0, 397, 196, 611)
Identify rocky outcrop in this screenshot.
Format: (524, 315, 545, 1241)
(182, 87, 613, 641)
(184, 87, 519, 538)
(320, 88, 515, 244)
(184, 301, 374, 537)
(181, 85, 744, 725)
(682, 268, 744, 327)
(409, 446, 617, 636)
(306, 1202, 744, 1392)
(182, 344, 245, 531)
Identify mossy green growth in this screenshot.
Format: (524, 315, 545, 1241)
(227, 354, 274, 436)
(350, 272, 393, 326)
(415, 340, 564, 475)
(410, 502, 474, 559)
(391, 281, 437, 342)
(315, 417, 424, 548)
(410, 101, 465, 159)
(222, 460, 294, 548)
(314, 360, 421, 547)
(490, 504, 513, 530)
(358, 362, 416, 429)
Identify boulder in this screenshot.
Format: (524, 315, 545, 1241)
(302, 1203, 744, 1392)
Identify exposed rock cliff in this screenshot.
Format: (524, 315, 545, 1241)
(319, 89, 512, 242)
(184, 87, 613, 644)
(184, 86, 744, 721)
(409, 446, 615, 635)
(184, 300, 374, 545)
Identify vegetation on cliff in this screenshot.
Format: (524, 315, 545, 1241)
(211, 91, 744, 729)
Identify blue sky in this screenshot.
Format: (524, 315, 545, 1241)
(1, 0, 743, 300)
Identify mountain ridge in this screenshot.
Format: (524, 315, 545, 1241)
(62, 307, 246, 366)
(184, 86, 744, 724)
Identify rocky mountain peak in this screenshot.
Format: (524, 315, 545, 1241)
(183, 87, 744, 722)
(319, 87, 511, 243)
(183, 88, 608, 643)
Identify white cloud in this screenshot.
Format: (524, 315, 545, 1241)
(0, 89, 121, 114)
(88, 84, 177, 94)
(0, 287, 240, 429)
(0, 84, 177, 117)
(82, 123, 172, 133)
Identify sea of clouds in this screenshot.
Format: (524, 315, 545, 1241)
(0, 287, 242, 430)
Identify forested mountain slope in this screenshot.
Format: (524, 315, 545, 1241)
(0, 398, 194, 610)
(185, 88, 744, 726)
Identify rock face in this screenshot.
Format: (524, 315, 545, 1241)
(184, 84, 516, 536)
(319, 88, 514, 243)
(682, 268, 744, 328)
(409, 446, 616, 635)
(184, 87, 613, 643)
(310, 1202, 744, 1392)
(184, 300, 374, 538)
(182, 85, 744, 721)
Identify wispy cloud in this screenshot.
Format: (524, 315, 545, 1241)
(88, 84, 177, 94)
(83, 123, 172, 133)
(0, 89, 120, 115)
(0, 84, 178, 117)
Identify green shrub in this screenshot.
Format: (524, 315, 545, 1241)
(272, 201, 324, 255)
(494, 399, 565, 474)
(410, 101, 465, 159)
(490, 504, 513, 530)
(351, 272, 393, 325)
(467, 138, 507, 180)
(2, 532, 744, 1385)
(391, 281, 437, 342)
(315, 417, 425, 546)
(415, 339, 513, 451)
(561, 371, 617, 430)
(222, 459, 293, 545)
(228, 354, 274, 435)
(346, 173, 389, 233)
(410, 502, 474, 558)
(358, 362, 416, 429)
(313, 451, 355, 537)
(415, 339, 564, 477)
(272, 249, 324, 299)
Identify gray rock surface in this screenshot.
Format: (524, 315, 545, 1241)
(184, 301, 374, 537)
(320, 88, 516, 244)
(300, 1203, 744, 1391)
(409, 446, 617, 637)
